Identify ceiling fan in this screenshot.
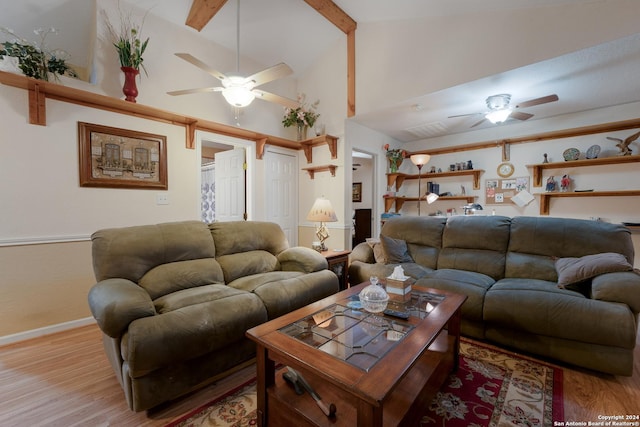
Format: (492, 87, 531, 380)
(448, 93, 559, 128)
(167, 0, 299, 109)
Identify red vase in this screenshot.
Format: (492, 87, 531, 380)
(121, 66, 139, 103)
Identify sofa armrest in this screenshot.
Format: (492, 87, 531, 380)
(278, 247, 328, 273)
(350, 242, 375, 264)
(591, 270, 640, 313)
(88, 278, 156, 338)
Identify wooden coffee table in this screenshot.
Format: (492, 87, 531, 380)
(246, 282, 466, 427)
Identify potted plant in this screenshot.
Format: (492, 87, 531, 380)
(0, 27, 77, 81)
(103, 8, 149, 102)
(282, 93, 320, 141)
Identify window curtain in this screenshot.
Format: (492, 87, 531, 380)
(201, 164, 215, 223)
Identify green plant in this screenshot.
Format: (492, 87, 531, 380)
(0, 27, 77, 81)
(282, 93, 320, 129)
(103, 7, 149, 75)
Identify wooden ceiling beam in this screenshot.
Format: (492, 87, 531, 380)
(303, 0, 357, 34)
(186, 0, 229, 32)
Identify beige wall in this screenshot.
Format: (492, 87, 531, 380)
(0, 242, 94, 337)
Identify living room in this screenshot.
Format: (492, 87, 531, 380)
(1, 0, 639, 424)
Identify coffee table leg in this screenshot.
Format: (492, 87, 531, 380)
(255, 344, 275, 427)
(448, 307, 462, 371)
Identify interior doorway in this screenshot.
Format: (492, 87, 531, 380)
(198, 131, 254, 222)
(351, 150, 375, 247)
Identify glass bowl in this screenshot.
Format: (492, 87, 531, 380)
(359, 283, 389, 313)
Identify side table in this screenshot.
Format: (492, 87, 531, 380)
(322, 249, 350, 290)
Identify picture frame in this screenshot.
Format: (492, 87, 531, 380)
(352, 182, 362, 202)
(78, 122, 168, 190)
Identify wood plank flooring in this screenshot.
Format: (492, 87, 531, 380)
(0, 323, 638, 426)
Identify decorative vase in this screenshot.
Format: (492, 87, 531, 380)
(121, 66, 139, 103)
(297, 124, 308, 141)
(389, 158, 400, 173)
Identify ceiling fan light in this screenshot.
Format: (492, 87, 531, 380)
(485, 108, 512, 124)
(222, 86, 255, 107)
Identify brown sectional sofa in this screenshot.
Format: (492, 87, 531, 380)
(88, 220, 338, 411)
(349, 215, 640, 376)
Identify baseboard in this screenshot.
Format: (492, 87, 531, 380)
(0, 317, 96, 347)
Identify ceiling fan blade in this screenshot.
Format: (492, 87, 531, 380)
(167, 87, 223, 96)
(448, 112, 483, 119)
(174, 53, 228, 82)
(471, 118, 487, 128)
(244, 63, 293, 87)
(515, 94, 558, 109)
(252, 89, 300, 108)
(510, 111, 534, 121)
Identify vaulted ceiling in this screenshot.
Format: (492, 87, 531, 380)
(3, 0, 639, 141)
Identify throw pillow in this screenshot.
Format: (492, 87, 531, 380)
(366, 238, 387, 264)
(555, 252, 633, 289)
(380, 235, 413, 264)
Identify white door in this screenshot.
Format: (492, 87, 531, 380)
(264, 150, 298, 244)
(215, 148, 246, 221)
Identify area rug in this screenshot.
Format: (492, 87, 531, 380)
(165, 339, 563, 427)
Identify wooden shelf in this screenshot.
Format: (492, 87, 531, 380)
(300, 134, 338, 163)
(527, 155, 640, 187)
(0, 70, 302, 156)
(384, 195, 476, 213)
(302, 164, 337, 179)
(387, 169, 483, 191)
(537, 190, 640, 215)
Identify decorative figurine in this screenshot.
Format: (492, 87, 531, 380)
(546, 176, 557, 192)
(467, 160, 473, 170)
(560, 174, 571, 192)
(543, 153, 549, 163)
(607, 130, 640, 156)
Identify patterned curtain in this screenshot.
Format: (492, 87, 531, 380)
(201, 164, 215, 223)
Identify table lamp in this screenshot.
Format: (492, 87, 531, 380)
(307, 197, 338, 251)
(409, 154, 431, 216)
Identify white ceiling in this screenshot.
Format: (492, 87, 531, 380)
(3, 0, 639, 141)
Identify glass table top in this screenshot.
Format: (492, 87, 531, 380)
(278, 290, 446, 371)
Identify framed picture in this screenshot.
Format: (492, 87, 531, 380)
(78, 122, 168, 189)
(352, 182, 362, 202)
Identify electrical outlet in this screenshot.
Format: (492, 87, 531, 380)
(156, 193, 169, 205)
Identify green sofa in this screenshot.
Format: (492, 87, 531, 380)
(88, 220, 338, 411)
(349, 215, 640, 376)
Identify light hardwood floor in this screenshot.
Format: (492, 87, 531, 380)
(0, 324, 638, 426)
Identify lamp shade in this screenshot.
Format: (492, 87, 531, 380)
(410, 154, 431, 166)
(307, 197, 338, 222)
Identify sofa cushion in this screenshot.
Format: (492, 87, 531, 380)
(381, 216, 446, 269)
(122, 291, 268, 376)
(484, 278, 637, 349)
(438, 215, 510, 280)
(92, 221, 216, 282)
(417, 268, 494, 339)
(366, 238, 386, 263)
(506, 216, 634, 280)
(153, 284, 246, 313)
(139, 259, 225, 299)
(209, 221, 288, 256)
(555, 252, 633, 289)
(228, 270, 339, 319)
(217, 250, 280, 284)
(380, 235, 413, 263)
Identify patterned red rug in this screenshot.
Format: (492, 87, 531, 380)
(165, 339, 563, 426)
